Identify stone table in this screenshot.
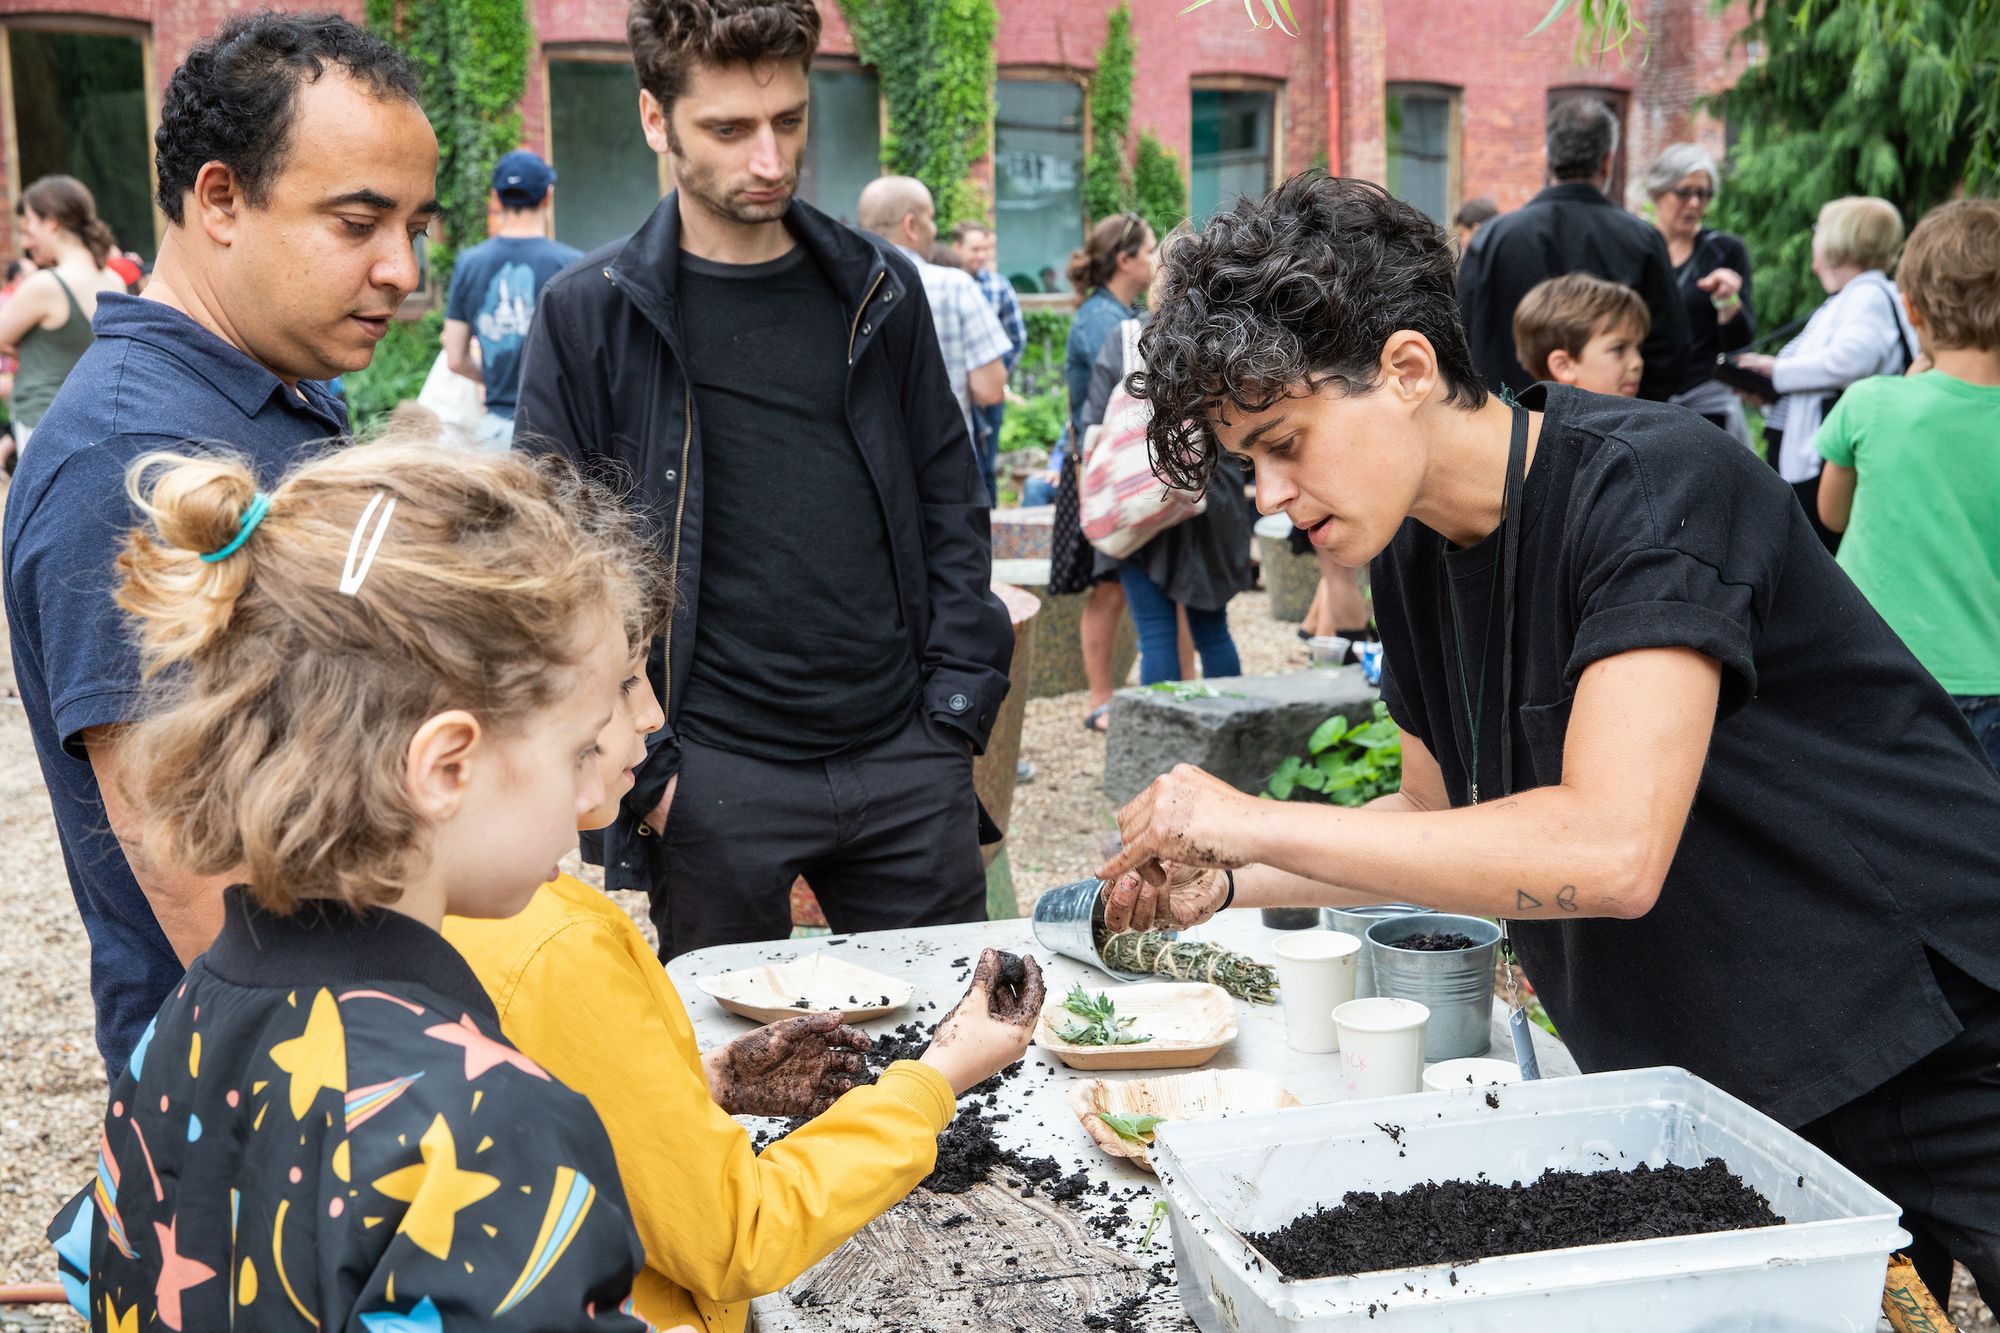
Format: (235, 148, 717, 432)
(1103, 669, 1381, 806)
(668, 911, 1577, 1332)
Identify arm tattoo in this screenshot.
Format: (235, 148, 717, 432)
(1515, 889, 1542, 912)
(1556, 884, 1579, 913)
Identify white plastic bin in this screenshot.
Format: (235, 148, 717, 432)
(1152, 1067, 1907, 1331)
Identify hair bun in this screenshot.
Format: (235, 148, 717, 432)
(117, 452, 267, 675)
(133, 453, 262, 558)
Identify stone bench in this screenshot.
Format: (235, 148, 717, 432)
(1254, 514, 1319, 622)
(1102, 668, 1382, 806)
(991, 557, 1137, 700)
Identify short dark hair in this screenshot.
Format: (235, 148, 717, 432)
(1452, 196, 1499, 230)
(949, 220, 993, 245)
(1511, 272, 1650, 382)
(627, 0, 821, 113)
(156, 12, 419, 225)
(1545, 96, 1619, 182)
(1133, 174, 1486, 491)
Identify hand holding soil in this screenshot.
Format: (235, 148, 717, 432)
(922, 948, 1046, 1095)
(1100, 862, 1230, 934)
(1097, 763, 1256, 890)
(705, 1011, 872, 1117)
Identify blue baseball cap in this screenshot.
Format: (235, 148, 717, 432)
(493, 150, 556, 206)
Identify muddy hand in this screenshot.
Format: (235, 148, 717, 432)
(707, 1011, 872, 1118)
(1097, 763, 1255, 890)
(1102, 862, 1230, 934)
(921, 949, 1045, 1096)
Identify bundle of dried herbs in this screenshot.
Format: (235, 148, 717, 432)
(1098, 931, 1279, 1004)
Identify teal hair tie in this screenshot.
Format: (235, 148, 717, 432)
(200, 491, 271, 564)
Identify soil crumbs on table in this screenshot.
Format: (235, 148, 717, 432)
(1389, 931, 1479, 951)
(1249, 1158, 1781, 1280)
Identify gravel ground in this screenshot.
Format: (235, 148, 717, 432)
(0, 511, 1991, 1329)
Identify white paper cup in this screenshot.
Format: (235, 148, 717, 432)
(1272, 930, 1362, 1053)
(1422, 1057, 1523, 1093)
(1334, 997, 1430, 1098)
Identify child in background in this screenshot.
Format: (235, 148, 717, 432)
(49, 440, 671, 1331)
(1815, 198, 2000, 767)
(445, 479, 1047, 1331)
(1512, 272, 1650, 397)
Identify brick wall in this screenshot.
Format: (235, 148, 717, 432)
(0, 0, 1745, 264)
(1381, 0, 1743, 214)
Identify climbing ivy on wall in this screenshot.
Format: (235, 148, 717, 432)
(837, 0, 998, 230)
(1083, 3, 1136, 225)
(365, 0, 531, 289)
(1133, 132, 1188, 239)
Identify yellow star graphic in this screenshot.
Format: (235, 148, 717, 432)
(103, 1295, 137, 1333)
(370, 1114, 500, 1261)
(268, 989, 347, 1120)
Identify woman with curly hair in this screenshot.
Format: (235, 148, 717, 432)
(1098, 173, 2000, 1312)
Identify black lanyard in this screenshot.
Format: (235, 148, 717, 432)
(1444, 403, 1528, 805)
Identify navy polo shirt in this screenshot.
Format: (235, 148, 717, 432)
(1, 293, 346, 1079)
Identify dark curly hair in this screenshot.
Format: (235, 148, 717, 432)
(156, 12, 419, 226)
(628, 0, 821, 113)
(1132, 173, 1487, 490)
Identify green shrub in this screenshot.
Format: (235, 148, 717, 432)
(342, 310, 443, 432)
(1084, 5, 1137, 225)
(1264, 701, 1403, 805)
(999, 386, 1068, 454)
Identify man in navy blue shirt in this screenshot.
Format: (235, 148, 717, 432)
(1, 13, 438, 1077)
(442, 150, 581, 450)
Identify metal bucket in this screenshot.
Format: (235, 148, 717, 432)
(1365, 912, 1499, 1060)
(1029, 878, 1166, 982)
(1321, 903, 1431, 998)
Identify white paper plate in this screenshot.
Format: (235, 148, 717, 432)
(695, 952, 914, 1024)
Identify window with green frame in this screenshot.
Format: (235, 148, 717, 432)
(547, 57, 662, 253)
(1190, 87, 1276, 223)
(1385, 84, 1457, 227)
(798, 66, 880, 228)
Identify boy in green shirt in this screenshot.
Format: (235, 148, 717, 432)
(1817, 198, 2000, 766)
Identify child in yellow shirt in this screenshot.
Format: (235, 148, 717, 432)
(445, 573, 1043, 1331)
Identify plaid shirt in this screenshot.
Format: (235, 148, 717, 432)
(972, 265, 1027, 371)
(899, 245, 1013, 439)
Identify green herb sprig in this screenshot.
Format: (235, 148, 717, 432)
(1053, 984, 1149, 1046)
(1097, 1112, 1165, 1144)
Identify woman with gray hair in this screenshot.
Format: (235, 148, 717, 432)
(1646, 144, 1757, 447)
(1734, 196, 1917, 554)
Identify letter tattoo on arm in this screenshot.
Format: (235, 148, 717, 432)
(1556, 884, 1579, 913)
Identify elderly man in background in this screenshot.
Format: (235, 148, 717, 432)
(859, 176, 1011, 458)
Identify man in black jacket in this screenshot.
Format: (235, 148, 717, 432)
(514, 0, 1011, 958)
(1458, 96, 1692, 401)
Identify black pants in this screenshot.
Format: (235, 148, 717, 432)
(1764, 425, 1843, 555)
(1799, 951, 2000, 1312)
(650, 705, 987, 959)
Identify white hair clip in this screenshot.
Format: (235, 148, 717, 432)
(338, 491, 398, 596)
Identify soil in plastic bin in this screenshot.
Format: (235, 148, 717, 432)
(1247, 1158, 1782, 1279)
(1387, 931, 1479, 952)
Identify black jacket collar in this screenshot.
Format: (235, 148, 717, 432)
(1531, 182, 1616, 209)
(203, 887, 497, 1020)
(609, 191, 897, 319)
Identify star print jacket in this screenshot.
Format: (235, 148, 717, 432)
(49, 889, 654, 1332)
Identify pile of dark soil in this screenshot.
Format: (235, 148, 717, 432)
(1386, 931, 1479, 952)
(1248, 1158, 1781, 1280)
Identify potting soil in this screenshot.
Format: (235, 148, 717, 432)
(1388, 931, 1479, 951)
(1248, 1157, 1781, 1280)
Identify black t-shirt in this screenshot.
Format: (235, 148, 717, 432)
(1374, 384, 2000, 1126)
(675, 247, 918, 759)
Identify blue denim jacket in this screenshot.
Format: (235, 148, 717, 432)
(1060, 288, 1136, 467)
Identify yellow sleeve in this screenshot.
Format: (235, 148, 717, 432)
(494, 917, 955, 1307)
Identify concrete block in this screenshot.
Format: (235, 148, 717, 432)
(1255, 514, 1319, 623)
(992, 558, 1137, 700)
(1103, 669, 1381, 806)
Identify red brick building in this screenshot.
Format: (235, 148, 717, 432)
(0, 0, 1743, 284)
